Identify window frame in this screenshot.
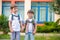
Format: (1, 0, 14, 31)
(31, 2, 54, 23)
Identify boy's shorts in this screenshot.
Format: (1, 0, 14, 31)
(11, 31, 20, 40)
(25, 32, 34, 40)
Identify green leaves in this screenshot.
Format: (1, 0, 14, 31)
(52, 0, 60, 14)
(0, 15, 9, 34)
(37, 21, 60, 33)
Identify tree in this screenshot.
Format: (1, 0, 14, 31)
(53, 0, 60, 14)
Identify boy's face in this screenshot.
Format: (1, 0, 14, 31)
(12, 7, 18, 13)
(27, 13, 34, 18)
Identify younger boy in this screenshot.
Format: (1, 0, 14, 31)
(25, 10, 37, 40)
(8, 5, 23, 40)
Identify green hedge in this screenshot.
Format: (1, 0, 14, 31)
(37, 21, 60, 33)
(0, 15, 9, 34)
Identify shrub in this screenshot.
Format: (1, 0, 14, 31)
(37, 21, 60, 33)
(0, 15, 9, 34)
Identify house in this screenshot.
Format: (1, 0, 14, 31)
(0, 0, 59, 26)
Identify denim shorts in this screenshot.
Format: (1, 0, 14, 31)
(11, 31, 20, 40)
(25, 32, 34, 40)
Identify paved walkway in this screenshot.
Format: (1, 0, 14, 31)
(0, 32, 60, 36)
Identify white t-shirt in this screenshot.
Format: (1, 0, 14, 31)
(25, 19, 36, 32)
(8, 13, 22, 31)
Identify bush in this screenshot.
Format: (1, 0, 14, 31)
(0, 15, 9, 34)
(37, 21, 60, 33)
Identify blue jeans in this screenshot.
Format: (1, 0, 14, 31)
(25, 32, 34, 40)
(11, 31, 20, 40)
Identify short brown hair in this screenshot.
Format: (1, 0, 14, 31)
(27, 10, 34, 14)
(10, 5, 17, 9)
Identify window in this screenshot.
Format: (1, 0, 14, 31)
(48, 5, 54, 21)
(2, 2, 11, 17)
(15, 2, 24, 20)
(31, 7, 38, 21)
(40, 7, 46, 22)
(31, 2, 54, 23)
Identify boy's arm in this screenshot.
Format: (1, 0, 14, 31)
(33, 20, 37, 34)
(20, 21, 22, 30)
(20, 21, 25, 32)
(8, 15, 13, 32)
(9, 21, 14, 32)
(33, 23, 37, 34)
(20, 16, 24, 32)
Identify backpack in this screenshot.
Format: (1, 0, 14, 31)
(11, 14, 20, 23)
(25, 19, 36, 29)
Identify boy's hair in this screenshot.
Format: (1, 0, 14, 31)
(27, 10, 34, 14)
(10, 5, 17, 9)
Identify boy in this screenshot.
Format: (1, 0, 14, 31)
(24, 10, 37, 40)
(8, 5, 23, 40)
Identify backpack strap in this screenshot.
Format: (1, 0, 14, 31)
(18, 14, 20, 21)
(11, 14, 13, 20)
(18, 14, 20, 23)
(32, 20, 35, 28)
(25, 20, 28, 27)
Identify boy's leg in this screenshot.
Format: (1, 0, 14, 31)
(25, 33, 28, 40)
(11, 32, 16, 40)
(16, 31, 20, 40)
(30, 33, 34, 40)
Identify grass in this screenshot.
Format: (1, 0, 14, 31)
(0, 34, 60, 40)
(35, 36, 60, 40)
(0, 34, 10, 39)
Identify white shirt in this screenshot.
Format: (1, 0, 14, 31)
(8, 13, 22, 31)
(25, 18, 36, 32)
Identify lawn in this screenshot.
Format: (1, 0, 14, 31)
(0, 34, 60, 40)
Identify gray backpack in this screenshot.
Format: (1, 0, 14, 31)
(25, 19, 35, 28)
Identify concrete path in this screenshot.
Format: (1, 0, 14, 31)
(0, 32, 60, 36)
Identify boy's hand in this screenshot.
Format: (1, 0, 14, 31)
(10, 28, 14, 32)
(33, 31, 36, 35)
(20, 29, 23, 32)
(21, 26, 25, 32)
(20, 28, 24, 32)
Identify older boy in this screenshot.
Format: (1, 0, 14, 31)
(8, 5, 23, 40)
